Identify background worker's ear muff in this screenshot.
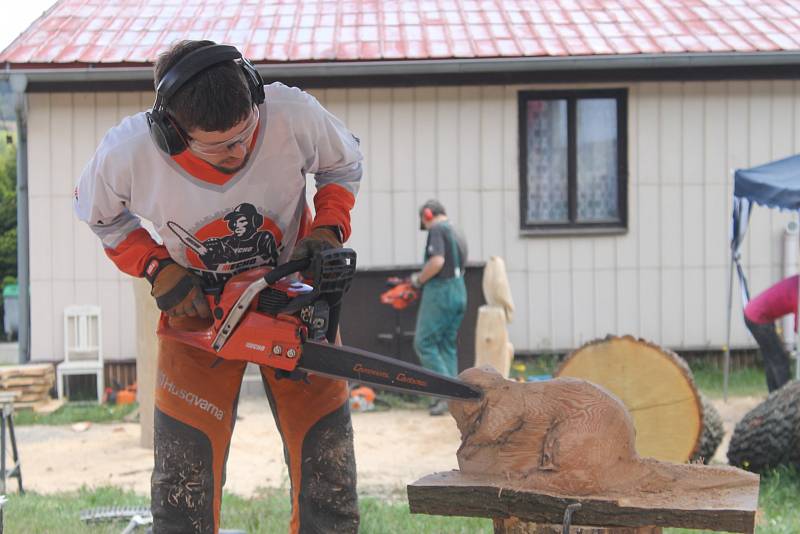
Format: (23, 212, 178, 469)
(146, 44, 266, 156)
(419, 207, 434, 230)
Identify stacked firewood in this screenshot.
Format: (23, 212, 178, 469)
(0, 363, 55, 408)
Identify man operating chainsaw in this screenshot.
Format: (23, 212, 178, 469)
(74, 40, 362, 533)
(410, 200, 468, 416)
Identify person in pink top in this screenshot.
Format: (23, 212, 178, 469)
(743, 274, 796, 392)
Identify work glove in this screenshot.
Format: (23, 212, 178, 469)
(409, 272, 423, 289)
(146, 259, 211, 318)
(290, 226, 342, 262)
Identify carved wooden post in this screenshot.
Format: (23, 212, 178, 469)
(475, 256, 515, 377)
(133, 278, 160, 449)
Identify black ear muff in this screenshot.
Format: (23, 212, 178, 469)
(146, 97, 189, 156)
(241, 57, 265, 105)
(148, 44, 265, 155)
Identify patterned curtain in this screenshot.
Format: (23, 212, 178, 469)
(576, 98, 618, 222)
(526, 99, 568, 224)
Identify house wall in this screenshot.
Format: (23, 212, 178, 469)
(25, 80, 800, 361)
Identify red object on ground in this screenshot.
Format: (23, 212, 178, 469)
(744, 274, 799, 329)
(380, 280, 419, 310)
(350, 386, 375, 403)
(116, 389, 136, 405)
(349, 386, 376, 412)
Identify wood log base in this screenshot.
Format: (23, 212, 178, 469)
(408, 469, 757, 533)
(494, 517, 662, 534)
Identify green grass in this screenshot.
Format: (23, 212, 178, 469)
(12, 401, 138, 426)
(6, 469, 799, 533)
(508, 355, 772, 399)
(6, 469, 800, 533)
(690, 362, 769, 399)
(4, 487, 492, 533)
(665, 466, 800, 534)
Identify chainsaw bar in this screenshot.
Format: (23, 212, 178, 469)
(298, 340, 483, 401)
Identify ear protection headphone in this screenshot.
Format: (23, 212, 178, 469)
(420, 200, 445, 230)
(146, 44, 266, 156)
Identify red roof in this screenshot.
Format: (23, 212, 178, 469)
(2, 0, 800, 66)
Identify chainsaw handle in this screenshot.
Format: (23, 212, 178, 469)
(264, 257, 312, 285)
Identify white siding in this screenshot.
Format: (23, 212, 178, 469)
(27, 91, 152, 362)
(26, 80, 800, 360)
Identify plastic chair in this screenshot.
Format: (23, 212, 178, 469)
(57, 305, 103, 402)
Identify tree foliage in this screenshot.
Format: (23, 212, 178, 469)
(0, 143, 16, 282)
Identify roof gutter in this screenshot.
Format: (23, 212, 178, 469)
(9, 73, 30, 364)
(2, 51, 800, 87)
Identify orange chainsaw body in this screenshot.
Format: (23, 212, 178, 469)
(380, 281, 418, 310)
(157, 266, 308, 370)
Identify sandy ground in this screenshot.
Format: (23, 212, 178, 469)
(710, 395, 765, 464)
(11, 394, 763, 498)
(14, 399, 462, 498)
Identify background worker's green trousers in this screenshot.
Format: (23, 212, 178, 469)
(413, 276, 467, 377)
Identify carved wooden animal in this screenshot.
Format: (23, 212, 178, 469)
(409, 367, 759, 533)
(450, 366, 756, 498)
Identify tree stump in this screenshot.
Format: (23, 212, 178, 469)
(494, 518, 662, 533)
(554, 336, 704, 462)
(408, 367, 759, 533)
(695, 394, 724, 464)
(728, 380, 800, 473)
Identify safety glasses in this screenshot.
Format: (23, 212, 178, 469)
(188, 106, 260, 156)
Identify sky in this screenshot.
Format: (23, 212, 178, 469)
(0, 0, 59, 52)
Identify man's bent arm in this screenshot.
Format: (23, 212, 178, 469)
(74, 151, 169, 277)
(302, 93, 363, 242)
(417, 255, 445, 285)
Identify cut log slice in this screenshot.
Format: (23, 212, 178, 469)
(728, 380, 800, 473)
(554, 336, 702, 463)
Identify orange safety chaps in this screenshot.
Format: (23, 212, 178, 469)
(151, 317, 358, 534)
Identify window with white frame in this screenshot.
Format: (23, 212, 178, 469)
(519, 89, 628, 234)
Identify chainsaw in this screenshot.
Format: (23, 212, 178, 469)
(380, 277, 419, 310)
(158, 249, 482, 402)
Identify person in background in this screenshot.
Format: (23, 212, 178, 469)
(410, 200, 468, 416)
(743, 274, 796, 392)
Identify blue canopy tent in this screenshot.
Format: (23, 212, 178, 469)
(726, 154, 800, 399)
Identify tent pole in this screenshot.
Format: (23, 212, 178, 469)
(796, 212, 800, 381)
(724, 250, 735, 402)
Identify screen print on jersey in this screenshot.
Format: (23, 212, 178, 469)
(169, 202, 284, 287)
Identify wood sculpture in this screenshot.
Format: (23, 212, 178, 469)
(408, 367, 759, 533)
(475, 256, 515, 377)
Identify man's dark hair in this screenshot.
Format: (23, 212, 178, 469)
(154, 40, 252, 133)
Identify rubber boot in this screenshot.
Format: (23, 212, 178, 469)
(745, 317, 792, 392)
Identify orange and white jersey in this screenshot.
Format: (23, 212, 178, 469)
(75, 82, 362, 286)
